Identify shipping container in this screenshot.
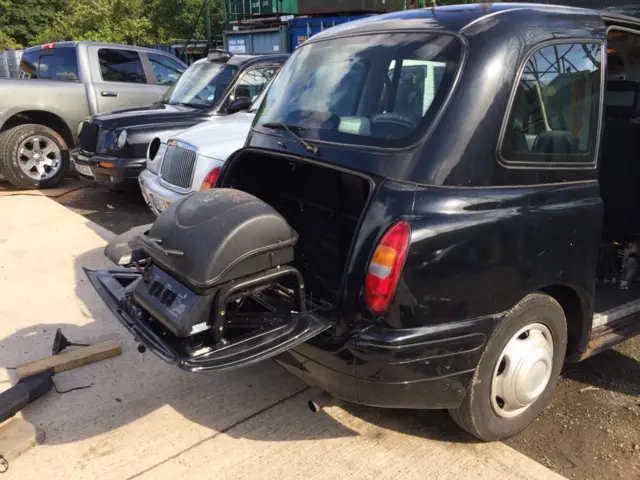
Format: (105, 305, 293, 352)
(225, 26, 289, 54)
(224, 14, 372, 54)
(227, 0, 299, 21)
(287, 15, 374, 50)
(298, 0, 404, 15)
(0, 50, 23, 79)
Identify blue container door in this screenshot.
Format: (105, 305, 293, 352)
(249, 30, 285, 54)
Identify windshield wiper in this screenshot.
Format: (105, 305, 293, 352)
(261, 122, 319, 155)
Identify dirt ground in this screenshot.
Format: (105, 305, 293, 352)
(52, 183, 640, 480)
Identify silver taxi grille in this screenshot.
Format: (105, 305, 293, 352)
(160, 141, 198, 190)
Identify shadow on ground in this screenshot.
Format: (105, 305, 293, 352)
(564, 348, 640, 397)
(0, 241, 474, 450)
(56, 186, 155, 235)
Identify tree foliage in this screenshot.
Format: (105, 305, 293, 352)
(34, 0, 155, 45)
(0, 0, 225, 48)
(0, 0, 65, 47)
(0, 29, 21, 49)
(149, 0, 225, 44)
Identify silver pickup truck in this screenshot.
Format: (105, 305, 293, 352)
(0, 41, 187, 189)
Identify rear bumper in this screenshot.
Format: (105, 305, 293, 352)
(71, 148, 145, 187)
(277, 315, 498, 410)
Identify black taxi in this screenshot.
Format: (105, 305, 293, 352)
(87, 4, 640, 441)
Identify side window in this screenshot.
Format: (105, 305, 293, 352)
(502, 43, 602, 165)
(98, 49, 147, 84)
(18, 49, 79, 81)
(233, 67, 278, 102)
(148, 53, 186, 86)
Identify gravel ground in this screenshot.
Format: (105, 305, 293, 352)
(54, 184, 640, 480)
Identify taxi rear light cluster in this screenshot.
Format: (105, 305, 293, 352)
(364, 221, 410, 314)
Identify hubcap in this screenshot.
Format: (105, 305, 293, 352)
(490, 323, 554, 419)
(17, 136, 62, 181)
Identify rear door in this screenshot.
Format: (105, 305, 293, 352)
(88, 46, 163, 113)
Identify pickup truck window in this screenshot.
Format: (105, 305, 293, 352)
(19, 48, 79, 81)
(148, 53, 186, 86)
(256, 32, 462, 149)
(501, 42, 602, 166)
(98, 49, 147, 84)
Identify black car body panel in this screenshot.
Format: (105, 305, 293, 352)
(86, 4, 640, 414)
(73, 53, 288, 188)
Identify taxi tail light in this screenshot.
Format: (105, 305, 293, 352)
(364, 221, 410, 314)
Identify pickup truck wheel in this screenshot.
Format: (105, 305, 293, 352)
(0, 129, 12, 176)
(1, 124, 69, 190)
(448, 293, 567, 441)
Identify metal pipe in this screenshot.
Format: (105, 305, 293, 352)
(307, 388, 334, 413)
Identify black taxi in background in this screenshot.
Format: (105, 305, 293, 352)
(72, 50, 287, 190)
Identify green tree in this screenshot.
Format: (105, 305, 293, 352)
(0, 0, 65, 47)
(34, 0, 156, 45)
(0, 30, 21, 49)
(31, 0, 225, 47)
(148, 0, 225, 44)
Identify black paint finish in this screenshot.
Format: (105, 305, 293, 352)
(89, 4, 638, 410)
(242, 5, 615, 408)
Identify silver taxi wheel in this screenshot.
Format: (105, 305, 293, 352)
(490, 323, 554, 419)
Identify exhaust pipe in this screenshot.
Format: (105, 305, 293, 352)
(307, 388, 334, 413)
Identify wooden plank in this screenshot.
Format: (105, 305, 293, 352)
(15, 339, 121, 379)
(0, 418, 45, 465)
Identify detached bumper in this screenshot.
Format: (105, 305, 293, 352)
(71, 149, 145, 188)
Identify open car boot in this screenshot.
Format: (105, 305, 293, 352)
(86, 188, 331, 372)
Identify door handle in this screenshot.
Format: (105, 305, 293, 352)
(101, 91, 118, 97)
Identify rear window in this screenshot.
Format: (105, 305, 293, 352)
(255, 32, 463, 148)
(19, 48, 79, 81)
(98, 49, 147, 84)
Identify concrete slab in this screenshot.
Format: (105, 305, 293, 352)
(135, 397, 564, 480)
(0, 195, 566, 480)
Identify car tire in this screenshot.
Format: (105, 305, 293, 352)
(448, 293, 567, 441)
(0, 128, 13, 176)
(0, 124, 69, 190)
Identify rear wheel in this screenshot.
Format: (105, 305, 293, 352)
(0, 124, 69, 190)
(449, 293, 567, 441)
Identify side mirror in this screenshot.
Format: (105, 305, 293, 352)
(227, 96, 252, 113)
